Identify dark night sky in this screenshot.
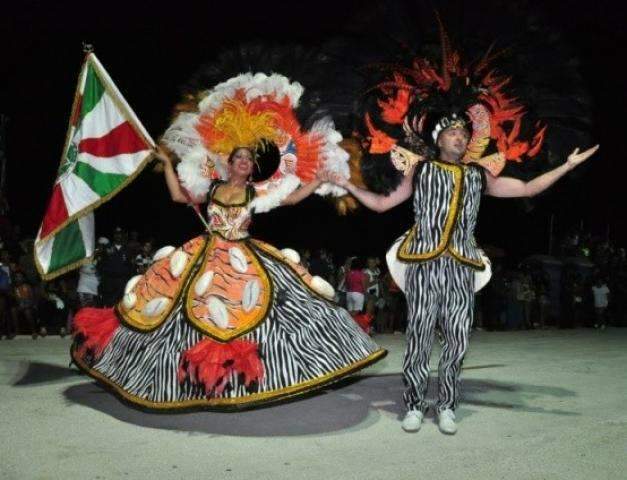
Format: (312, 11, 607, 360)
(1, 0, 626, 263)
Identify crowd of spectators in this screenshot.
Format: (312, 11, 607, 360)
(0, 223, 155, 339)
(475, 230, 626, 331)
(1, 219, 625, 339)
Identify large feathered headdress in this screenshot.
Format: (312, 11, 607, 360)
(161, 72, 349, 206)
(358, 17, 547, 192)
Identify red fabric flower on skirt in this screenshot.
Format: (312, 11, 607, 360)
(73, 307, 120, 359)
(178, 338, 265, 396)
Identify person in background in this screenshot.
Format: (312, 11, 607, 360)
(309, 250, 333, 283)
(300, 249, 311, 270)
(336, 257, 354, 309)
(77, 259, 100, 308)
(40, 280, 69, 337)
(345, 257, 368, 315)
(11, 271, 38, 338)
(319, 249, 336, 285)
(591, 277, 610, 330)
(18, 239, 39, 287)
(364, 257, 382, 330)
(126, 230, 142, 259)
(134, 240, 154, 274)
(536, 276, 551, 330)
(0, 249, 15, 338)
(520, 268, 535, 330)
(571, 275, 586, 328)
(98, 228, 133, 307)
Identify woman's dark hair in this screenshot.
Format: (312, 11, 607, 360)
(228, 144, 281, 182)
(350, 257, 365, 270)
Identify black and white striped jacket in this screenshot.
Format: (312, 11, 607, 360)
(397, 160, 486, 270)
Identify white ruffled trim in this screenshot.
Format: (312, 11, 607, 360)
(309, 117, 349, 197)
(163, 75, 349, 200)
(175, 145, 213, 199)
(161, 112, 202, 161)
(198, 73, 303, 115)
(249, 174, 301, 213)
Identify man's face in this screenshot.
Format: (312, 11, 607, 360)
(437, 127, 470, 159)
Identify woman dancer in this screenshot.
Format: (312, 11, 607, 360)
(71, 73, 385, 410)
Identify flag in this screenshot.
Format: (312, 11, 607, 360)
(35, 53, 155, 279)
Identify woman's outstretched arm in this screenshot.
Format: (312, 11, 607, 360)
(153, 147, 188, 203)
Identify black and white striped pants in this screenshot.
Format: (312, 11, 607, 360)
(403, 256, 474, 413)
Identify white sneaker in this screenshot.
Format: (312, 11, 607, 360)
(401, 410, 424, 432)
(437, 409, 457, 435)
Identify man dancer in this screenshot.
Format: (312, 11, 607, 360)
(330, 118, 598, 434)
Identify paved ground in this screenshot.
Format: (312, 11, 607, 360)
(1, 329, 625, 480)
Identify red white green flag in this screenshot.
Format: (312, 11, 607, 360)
(35, 53, 155, 279)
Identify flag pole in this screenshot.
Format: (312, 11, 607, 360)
(180, 189, 210, 232)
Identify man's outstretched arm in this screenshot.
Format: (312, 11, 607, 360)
(331, 167, 415, 213)
(485, 145, 599, 198)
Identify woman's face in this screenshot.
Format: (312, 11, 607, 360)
(229, 148, 254, 179)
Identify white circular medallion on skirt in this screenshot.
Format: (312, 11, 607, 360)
(242, 279, 261, 312)
(206, 296, 229, 329)
(280, 248, 300, 264)
(142, 297, 170, 317)
(152, 246, 176, 262)
(194, 271, 215, 297)
(228, 247, 249, 273)
(124, 275, 142, 294)
(169, 250, 188, 278)
(122, 292, 137, 309)
(311, 276, 335, 300)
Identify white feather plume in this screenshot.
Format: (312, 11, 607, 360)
(249, 174, 301, 213)
(163, 73, 347, 202)
(176, 145, 213, 199)
(309, 117, 349, 197)
(161, 112, 202, 160)
(198, 73, 302, 115)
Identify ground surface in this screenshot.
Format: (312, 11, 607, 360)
(1, 329, 625, 480)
